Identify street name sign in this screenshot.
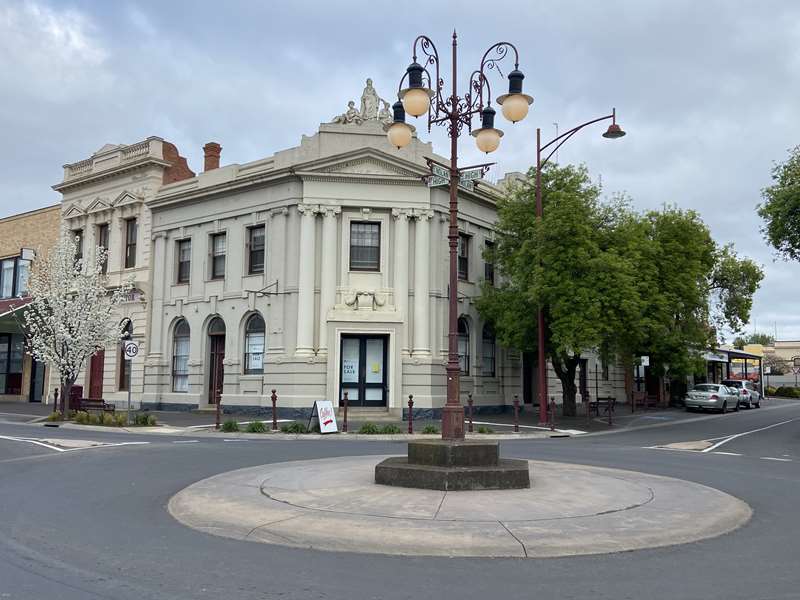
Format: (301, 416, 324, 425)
(427, 164, 482, 191)
(640, 356, 650, 367)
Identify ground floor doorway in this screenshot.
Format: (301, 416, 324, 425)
(29, 359, 45, 402)
(89, 350, 105, 399)
(340, 334, 388, 407)
(208, 317, 226, 405)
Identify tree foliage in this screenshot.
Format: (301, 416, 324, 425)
(479, 163, 763, 416)
(22, 228, 132, 410)
(758, 146, 800, 261)
(733, 332, 775, 349)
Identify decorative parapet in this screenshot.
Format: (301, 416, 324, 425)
(60, 136, 167, 183)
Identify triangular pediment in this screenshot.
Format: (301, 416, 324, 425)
(95, 143, 121, 155)
(63, 204, 85, 219)
(111, 191, 143, 207)
(297, 148, 427, 180)
(86, 196, 112, 213)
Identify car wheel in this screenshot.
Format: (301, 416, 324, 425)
(755, 401, 761, 408)
(734, 401, 739, 412)
(721, 401, 728, 414)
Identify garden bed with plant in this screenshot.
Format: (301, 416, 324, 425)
(46, 411, 158, 427)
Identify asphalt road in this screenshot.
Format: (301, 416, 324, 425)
(1, 400, 799, 600)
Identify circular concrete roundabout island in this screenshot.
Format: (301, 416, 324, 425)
(169, 441, 752, 559)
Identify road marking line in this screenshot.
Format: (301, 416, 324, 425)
(712, 451, 742, 456)
(223, 439, 249, 442)
(471, 421, 586, 435)
(760, 457, 792, 462)
(172, 440, 200, 444)
(0, 434, 65, 452)
(701, 418, 799, 453)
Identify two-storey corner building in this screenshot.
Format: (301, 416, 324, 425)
(139, 89, 520, 418)
(53, 137, 195, 407)
(0, 204, 61, 403)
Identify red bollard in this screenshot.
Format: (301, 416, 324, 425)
(549, 397, 556, 431)
(342, 391, 349, 433)
(271, 389, 278, 431)
(407, 394, 414, 434)
(513, 395, 520, 433)
(467, 393, 474, 433)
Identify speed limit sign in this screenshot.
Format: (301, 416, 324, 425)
(124, 340, 139, 361)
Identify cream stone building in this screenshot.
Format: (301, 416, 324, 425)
(55, 138, 195, 407)
(49, 82, 628, 416)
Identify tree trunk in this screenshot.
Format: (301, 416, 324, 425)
(61, 379, 74, 416)
(552, 354, 580, 417)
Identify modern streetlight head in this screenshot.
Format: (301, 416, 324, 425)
(497, 69, 534, 123)
(471, 105, 504, 153)
(385, 100, 413, 149)
(399, 62, 434, 117)
(602, 123, 626, 139)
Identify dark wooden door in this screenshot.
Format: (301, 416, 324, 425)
(208, 335, 225, 404)
(29, 360, 45, 402)
(89, 350, 105, 399)
(340, 335, 387, 407)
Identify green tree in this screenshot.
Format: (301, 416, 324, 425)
(479, 164, 763, 416)
(733, 332, 775, 349)
(758, 146, 800, 260)
(478, 164, 643, 416)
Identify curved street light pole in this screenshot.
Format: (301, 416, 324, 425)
(535, 110, 625, 424)
(390, 32, 532, 440)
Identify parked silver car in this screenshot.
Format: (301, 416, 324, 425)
(721, 379, 762, 409)
(685, 383, 740, 413)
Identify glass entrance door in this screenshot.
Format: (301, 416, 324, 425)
(340, 335, 387, 407)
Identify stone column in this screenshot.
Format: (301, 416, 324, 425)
(83, 218, 96, 272)
(295, 205, 317, 357)
(148, 232, 167, 357)
(392, 209, 410, 354)
(267, 207, 288, 354)
(413, 210, 432, 356)
(318, 206, 340, 356)
(108, 212, 123, 273)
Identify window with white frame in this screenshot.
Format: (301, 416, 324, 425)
(244, 314, 265, 374)
(458, 317, 470, 375)
(172, 320, 190, 392)
(482, 324, 496, 377)
(210, 233, 226, 279)
(349, 222, 380, 271)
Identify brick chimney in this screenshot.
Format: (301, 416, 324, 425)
(203, 142, 222, 171)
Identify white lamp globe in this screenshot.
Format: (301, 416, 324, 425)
(402, 88, 431, 117)
(501, 94, 530, 123)
(387, 123, 412, 149)
(475, 128, 501, 154)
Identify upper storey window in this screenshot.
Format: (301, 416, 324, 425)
(210, 233, 226, 279)
(350, 222, 380, 272)
(124, 218, 137, 269)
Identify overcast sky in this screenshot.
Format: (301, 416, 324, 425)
(1, 0, 799, 339)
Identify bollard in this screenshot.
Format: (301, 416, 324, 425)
(342, 391, 349, 433)
(53, 388, 59, 414)
(467, 393, 474, 433)
(549, 397, 556, 431)
(271, 389, 278, 431)
(407, 394, 414, 434)
(608, 397, 613, 427)
(513, 395, 520, 433)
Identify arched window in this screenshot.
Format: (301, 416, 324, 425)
(208, 317, 226, 336)
(244, 314, 266, 374)
(172, 320, 190, 392)
(457, 317, 470, 375)
(118, 319, 133, 391)
(482, 324, 496, 378)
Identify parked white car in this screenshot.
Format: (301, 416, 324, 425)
(685, 383, 740, 413)
(721, 379, 762, 409)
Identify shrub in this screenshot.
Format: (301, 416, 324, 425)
(379, 424, 402, 434)
(422, 425, 439, 434)
(46, 411, 63, 422)
(147, 415, 157, 426)
(114, 413, 127, 427)
(87, 413, 101, 425)
(477, 425, 494, 434)
(73, 411, 89, 424)
(774, 386, 800, 398)
(280, 422, 309, 434)
(221, 419, 240, 432)
(358, 422, 380, 434)
(102, 413, 115, 426)
(246, 421, 267, 433)
(766, 386, 777, 396)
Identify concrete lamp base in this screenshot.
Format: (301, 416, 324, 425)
(374, 440, 530, 491)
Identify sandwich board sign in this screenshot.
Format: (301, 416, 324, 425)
(308, 400, 338, 434)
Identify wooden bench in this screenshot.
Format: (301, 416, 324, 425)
(631, 391, 659, 412)
(589, 397, 616, 417)
(79, 399, 115, 414)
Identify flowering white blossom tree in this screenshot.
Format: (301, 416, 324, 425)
(22, 228, 132, 413)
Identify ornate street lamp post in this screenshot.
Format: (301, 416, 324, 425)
(387, 32, 533, 440)
(534, 111, 626, 424)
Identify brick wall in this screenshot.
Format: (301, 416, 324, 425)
(0, 205, 61, 259)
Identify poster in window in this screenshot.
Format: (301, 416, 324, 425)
(365, 339, 384, 383)
(342, 338, 359, 383)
